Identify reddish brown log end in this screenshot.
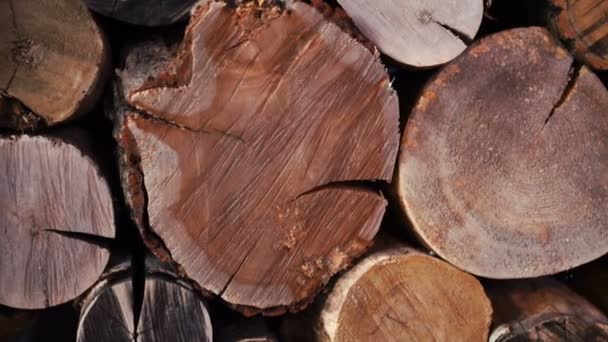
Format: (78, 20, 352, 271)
(397, 27, 608, 278)
(116, 1, 399, 313)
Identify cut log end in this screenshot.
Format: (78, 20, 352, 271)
(116, 0, 399, 312)
(0, 132, 115, 309)
(336, 0, 484, 67)
(0, 0, 109, 130)
(549, 0, 608, 70)
(284, 245, 492, 341)
(77, 260, 212, 342)
(487, 278, 608, 342)
(397, 27, 608, 279)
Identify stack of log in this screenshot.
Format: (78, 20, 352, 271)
(1, 0, 607, 341)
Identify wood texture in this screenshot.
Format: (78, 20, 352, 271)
(487, 278, 608, 341)
(0, 132, 115, 309)
(85, 0, 198, 26)
(336, 0, 483, 67)
(283, 244, 492, 341)
(77, 259, 212, 342)
(0, 0, 109, 130)
(116, 1, 399, 312)
(549, 0, 608, 70)
(397, 27, 608, 278)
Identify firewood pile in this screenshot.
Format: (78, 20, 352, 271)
(1, 0, 607, 341)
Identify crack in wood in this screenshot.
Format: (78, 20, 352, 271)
(433, 19, 473, 45)
(130, 251, 146, 342)
(543, 62, 582, 128)
(294, 179, 385, 200)
(42, 229, 114, 250)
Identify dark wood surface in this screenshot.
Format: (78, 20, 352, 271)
(0, 132, 115, 309)
(397, 27, 608, 279)
(0, 0, 109, 130)
(549, 0, 608, 70)
(77, 259, 212, 342)
(85, 0, 198, 26)
(487, 278, 608, 341)
(116, 1, 399, 313)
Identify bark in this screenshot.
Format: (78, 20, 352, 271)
(396, 27, 608, 278)
(0, 131, 115, 309)
(487, 278, 608, 341)
(85, 0, 199, 27)
(282, 242, 492, 341)
(548, 0, 608, 70)
(336, 0, 484, 67)
(77, 257, 212, 342)
(113, 0, 399, 314)
(0, 0, 109, 131)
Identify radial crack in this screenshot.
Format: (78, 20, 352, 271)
(295, 179, 384, 200)
(544, 62, 582, 128)
(131, 251, 146, 342)
(433, 19, 473, 45)
(42, 229, 114, 250)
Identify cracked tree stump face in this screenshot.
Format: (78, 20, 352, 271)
(336, 0, 483, 67)
(0, 0, 109, 130)
(313, 246, 492, 341)
(487, 278, 608, 342)
(397, 27, 608, 279)
(77, 261, 212, 342)
(117, 1, 399, 312)
(549, 0, 608, 70)
(0, 133, 115, 309)
(84, 0, 199, 27)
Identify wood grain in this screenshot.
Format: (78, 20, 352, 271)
(0, 132, 115, 309)
(85, 0, 198, 27)
(117, 1, 399, 312)
(336, 0, 483, 67)
(283, 244, 492, 341)
(549, 0, 608, 70)
(0, 0, 109, 130)
(77, 259, 212, 342)
(487, 278, 608, 341)
(397, 27, 608, 278)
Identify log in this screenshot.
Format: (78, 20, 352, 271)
(0, 131, 115, 309)
(114, 0, 399, 313)
(0, 0, 109, 131)
(487, 278, 608, 341)
(85, 0, 199, 27)
(396, 27, 608, 278)
(548, 0, 608, 70)
(77, 257, 212, 342)
(281, 243, 492, 341)
(336, 0, 484, 67)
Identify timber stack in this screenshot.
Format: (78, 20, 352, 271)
(0, 0, 606, 341)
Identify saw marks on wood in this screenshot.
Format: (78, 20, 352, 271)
(117, 1, 399, 312)
(397, 27, 608, 279)
(0, 0, 109, 130)
(336, 0, 484, 67)
(0, 133, 115, 309)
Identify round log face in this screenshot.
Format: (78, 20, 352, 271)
(118, 2, 399, 311)
(336, 0, 483, 67)
(0, 134, 115, 309)
(550, 0, 608, 70)
(0, 0, 108, 129)
(77, 275, 212, 342)
(321, 248, 492, 341)
(397, 27, 608, 278)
